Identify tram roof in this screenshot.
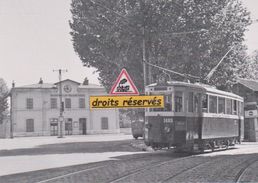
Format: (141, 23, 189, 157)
(147, 81, 243, 100)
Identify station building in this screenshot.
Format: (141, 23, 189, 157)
(232, 78, 258, 142)
(10, 78, 120, 137)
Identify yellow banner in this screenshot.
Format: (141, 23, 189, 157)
(90, 95, 164, 109)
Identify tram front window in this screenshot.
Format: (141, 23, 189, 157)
(150, 94, 172, 112)
(175, 91, 183, 112)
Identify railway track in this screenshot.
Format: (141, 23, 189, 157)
(35, 165, 106, 183)
(34, 152, 184, 183)
(108, 155, 195, 183)
(234, 157, 258, 183)
(160, 161, 211, 183)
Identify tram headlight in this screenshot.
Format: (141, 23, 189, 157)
(145, 124, 152, 129)
(164, 126, 171, 133)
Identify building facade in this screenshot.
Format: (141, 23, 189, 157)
(232, 78, 258, 142)
(0, 115, 10, 138)
(10, 79, 120, 137)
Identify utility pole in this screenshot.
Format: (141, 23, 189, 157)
(10, 81, 15, 139)
(142, 26, 147, 93)
(53, 69, 67, 138)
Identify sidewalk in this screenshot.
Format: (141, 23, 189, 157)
(0, 133, 133, 150)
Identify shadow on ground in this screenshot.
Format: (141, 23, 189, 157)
(0, 140, 146, 156)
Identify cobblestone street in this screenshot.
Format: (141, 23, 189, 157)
(0, 136, 258, 183)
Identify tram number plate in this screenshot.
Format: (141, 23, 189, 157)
(163, 118, 173, 123)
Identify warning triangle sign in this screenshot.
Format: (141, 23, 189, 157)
(110, 68, 139, 95)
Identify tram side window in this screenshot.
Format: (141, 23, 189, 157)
(233, 100, 237, 115)
(188, 92, 194, 112)
(226, 98, 232, 114)
(218, 97, 225, 114)
(209, 95, 217, 113)
(175, 91, 183, 112)
(194, 93, 201, 113)
(202, 94, 208, 113)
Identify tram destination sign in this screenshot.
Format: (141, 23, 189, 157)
(90, 95, 164, 109)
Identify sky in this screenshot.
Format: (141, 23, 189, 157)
(0, 0, 258, 88)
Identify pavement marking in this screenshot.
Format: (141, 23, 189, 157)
(35, 165, 106, 183)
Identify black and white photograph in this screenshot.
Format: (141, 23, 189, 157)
(0, 0, 258, 182)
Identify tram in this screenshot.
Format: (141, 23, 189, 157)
(144, 81, 244, 152)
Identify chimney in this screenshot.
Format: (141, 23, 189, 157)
(39, 78, 43, 84)
(83, 77, 89, 85)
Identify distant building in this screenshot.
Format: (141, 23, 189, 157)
(0, 115, 10, 138)
(232, 78, 258, 142)
(10, 78, 120, 137)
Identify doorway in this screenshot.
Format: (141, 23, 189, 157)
(79, 118, 87, 135)
(65, 118, 73, 135)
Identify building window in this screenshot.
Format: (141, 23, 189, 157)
(209, 95, 217, 113)
(50, 98, 57, 109)
(26, 119, 34, 132)
(101, 117, 109, 130)
(26, 98, 33, 109)
(79, 98, 85, 108)
(65, 98, 71, 108)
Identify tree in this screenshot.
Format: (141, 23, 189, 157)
(0, 78, 8, 124)
(235, 50, 258, 80)
(70, 0, 251, 92)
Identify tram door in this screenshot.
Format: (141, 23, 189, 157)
(79, 118, 87, 135)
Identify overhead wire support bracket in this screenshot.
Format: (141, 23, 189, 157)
(144, 61, 199, 79)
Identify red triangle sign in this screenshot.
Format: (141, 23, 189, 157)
(110, 69, 139, 95)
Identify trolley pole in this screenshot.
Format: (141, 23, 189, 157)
(53, 69, 67, 138)
(142, 26, 147, 93)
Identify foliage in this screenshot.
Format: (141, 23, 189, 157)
(0, 78, 8, 124)
(70, 0, 251, 92)
(236, 50, 258, 81)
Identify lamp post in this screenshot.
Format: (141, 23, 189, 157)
(53, 69, 67, 138)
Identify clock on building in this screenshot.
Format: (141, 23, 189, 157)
(63, 85, 72, 93)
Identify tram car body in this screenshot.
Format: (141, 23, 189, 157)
(144, 81, 244, 152)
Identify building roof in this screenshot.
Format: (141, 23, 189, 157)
(237, 78, 258, 91)
(13, 80, 104, 89)
(15, 83, 56, 89)
(78, 84, 103, 89)
(54, 79, 80, 85)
